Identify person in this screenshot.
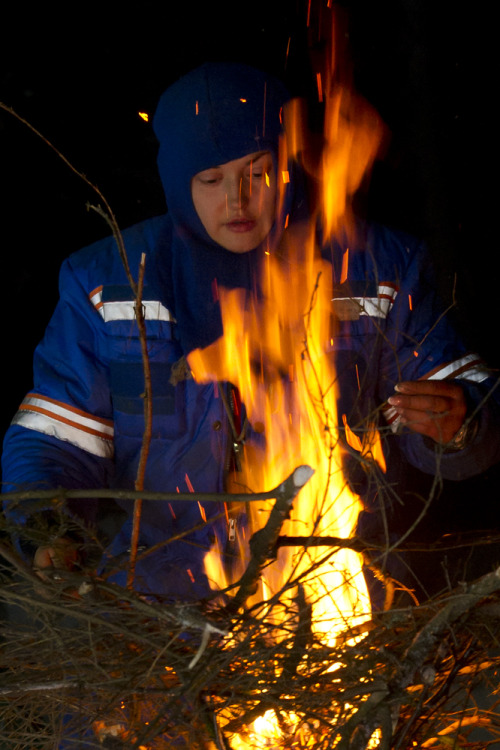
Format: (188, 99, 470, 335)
(2, 62, 500, 608)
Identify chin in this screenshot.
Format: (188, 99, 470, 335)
(217, 234, 261, 254)
(223, 244, 258, 254)
(218, 226, 270, 254)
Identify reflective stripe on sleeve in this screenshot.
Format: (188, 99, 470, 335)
(12, 393, 114, 458)
(332, 283, 398, 319)
(422, 353, 490, 384)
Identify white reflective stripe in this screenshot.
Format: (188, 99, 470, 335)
(89, 286, 103, 309)
(357, 296, 393, 318)
(425, 354, 490, 384)
(333, 284, 398, 319)
(95, 299, 175, 323)
(19, 395, 114, 436)
(12, 412, 114, 458)
(388, 415, 402, 433)
(457, 368, 490, 384)
(378, 283, 398, 300)
(381, 404, 402, 433)
(13, 395, 114, 458)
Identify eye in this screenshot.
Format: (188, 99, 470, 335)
(247, 156, 273, 183)
(244, 166, 264, 182)
(196, 170, 221, 186)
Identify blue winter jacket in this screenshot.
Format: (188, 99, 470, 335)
(3, 63, 500, 601)
(3, 213, 499, 595)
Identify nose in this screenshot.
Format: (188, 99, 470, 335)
(225, 177, 249, 214)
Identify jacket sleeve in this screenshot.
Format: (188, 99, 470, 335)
(378, 236, 500, 480)
(2, 253, 115, 528)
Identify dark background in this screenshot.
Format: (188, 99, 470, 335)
(1, 0, 498, 591)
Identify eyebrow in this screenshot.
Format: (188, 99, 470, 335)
(245, 151, 269, 164)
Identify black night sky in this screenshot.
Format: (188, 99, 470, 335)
(1, 0, 498, 575)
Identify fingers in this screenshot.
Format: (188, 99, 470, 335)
(33, 538, 79, 587)
(32, 539, 81, 600)
(387, 380, 467, 444)
(394, 380, 465, 402)
(34, 539, 77, 570)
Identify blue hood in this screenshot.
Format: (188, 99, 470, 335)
(153, 62, 289, 228)
(151, 62, 303, 354)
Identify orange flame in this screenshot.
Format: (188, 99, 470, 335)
(189, 7, 387, 747)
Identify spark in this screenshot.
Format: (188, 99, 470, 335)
(138, 112, 149, 122)
(186, 568, 195, 583)
(185, 473, 195, 492)
(198, 501, 207, 522)
(316, 72, 323, 102)
(340, 248, 349, 284)
(408, 294, 413, 310)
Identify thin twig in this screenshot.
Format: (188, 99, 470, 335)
(127, 253, 153, 588)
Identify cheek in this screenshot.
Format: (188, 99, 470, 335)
(192, 188, 217, 233)
(260, 183, 277, 226)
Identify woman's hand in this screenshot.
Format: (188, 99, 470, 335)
(33, 537, 78, 582)
(388, 380, 468, 445)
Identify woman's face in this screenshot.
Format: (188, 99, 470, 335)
(191, 151, 277, 253)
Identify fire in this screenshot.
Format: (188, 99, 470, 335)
(188, 9, 386, 747)
(190, 229, 368, 634)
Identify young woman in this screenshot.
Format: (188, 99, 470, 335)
(2, 62, 499, 603)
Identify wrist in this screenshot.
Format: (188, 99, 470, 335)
(444, 418, 478, 452)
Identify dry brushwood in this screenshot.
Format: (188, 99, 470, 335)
(2, 484, 500, 750)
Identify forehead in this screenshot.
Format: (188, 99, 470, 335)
(198, 150, 271, 173)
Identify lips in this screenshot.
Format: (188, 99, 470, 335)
(225, 218, 256, 233)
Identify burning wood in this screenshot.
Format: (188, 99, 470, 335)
(2, 531, 500, 748)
